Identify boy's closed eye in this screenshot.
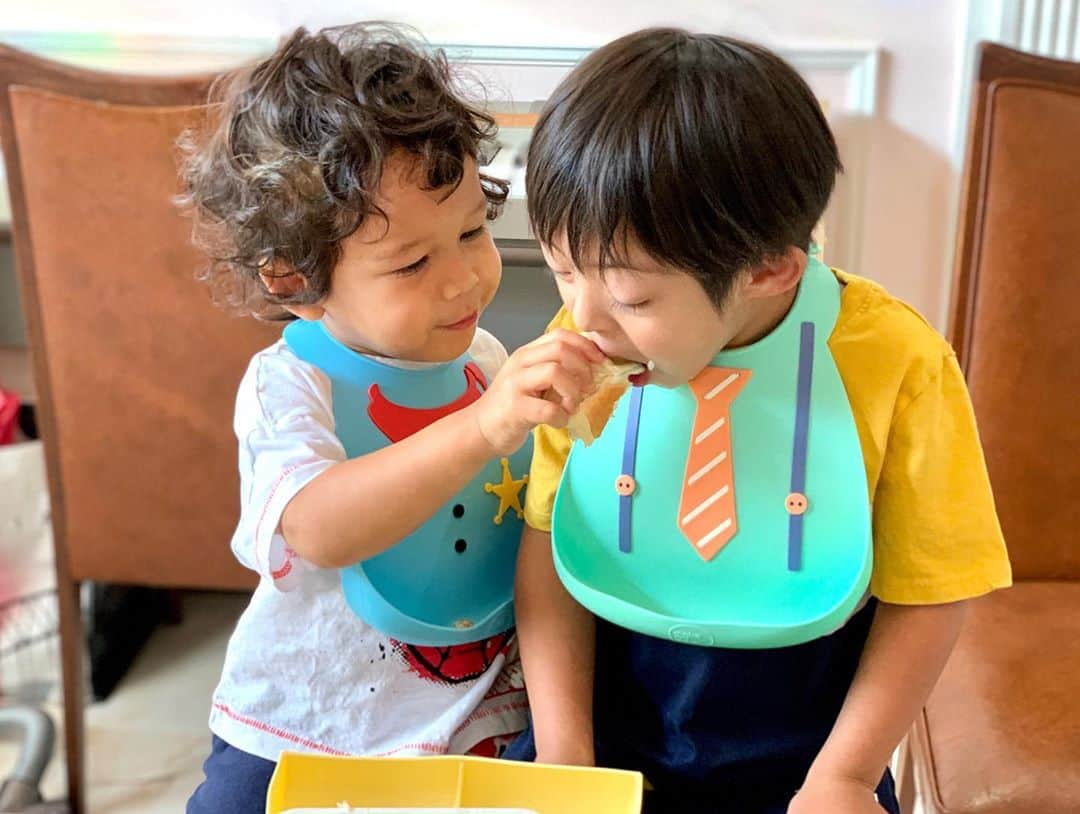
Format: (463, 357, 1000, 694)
(548, 265, 653, 312)
(605, 278, 654, 312)
(392, 225, 489, 276)
(396, 256, 429, 276)
(610, 296, 650, 312)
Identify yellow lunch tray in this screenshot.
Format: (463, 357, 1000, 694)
(266, 752, 643, 814)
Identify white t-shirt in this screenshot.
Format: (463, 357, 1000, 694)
(209, 327, 528, 762)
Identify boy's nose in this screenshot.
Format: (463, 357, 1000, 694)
(570, 285, 609, 333)
(442, 261, 480, 301)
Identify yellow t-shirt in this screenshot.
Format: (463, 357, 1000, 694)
(523, 270, 1012, 605)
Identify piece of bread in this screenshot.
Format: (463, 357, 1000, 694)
(566, 359, 645, 446)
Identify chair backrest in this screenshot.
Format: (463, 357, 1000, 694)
(0, 45, 273, 589)
(950, 42, 1080, 580)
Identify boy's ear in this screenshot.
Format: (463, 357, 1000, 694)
(259, 261, 325, 321)
(744, 246, 807, 300)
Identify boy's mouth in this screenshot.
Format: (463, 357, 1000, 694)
(581, 332, 653, 385)
(440, 311, 479, 331)
(606, 354, 652, 386)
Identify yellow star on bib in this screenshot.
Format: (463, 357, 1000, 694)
(484, 457, 528, 525)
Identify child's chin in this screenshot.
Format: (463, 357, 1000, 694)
(429, 329, 476, 361)
(646, 370, 687, 389)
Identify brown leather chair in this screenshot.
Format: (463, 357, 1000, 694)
(0, 46, 271, 812)
(906, 42, 1080, 814)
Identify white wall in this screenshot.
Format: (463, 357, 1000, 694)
(1, 0, 973, 326)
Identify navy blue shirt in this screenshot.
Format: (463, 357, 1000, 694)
(508, 600, 899, 814)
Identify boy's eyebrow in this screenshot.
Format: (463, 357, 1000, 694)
(375, 198, 488, 263)
(375, 236, 426, 262)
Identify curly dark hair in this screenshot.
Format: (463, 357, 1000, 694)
(179, 22, 508, 320)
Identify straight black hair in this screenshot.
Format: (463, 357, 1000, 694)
(527, 27, 842, 306)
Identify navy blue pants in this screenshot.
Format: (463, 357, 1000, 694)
(506, 599, 900, 814)
(187, 735, 276, 814)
